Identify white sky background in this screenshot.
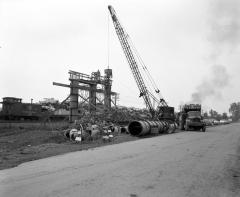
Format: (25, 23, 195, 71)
(0, 0, 239, 113)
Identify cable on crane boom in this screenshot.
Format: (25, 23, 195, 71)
(122, 20, 168, 107)
(127, 37, 166, 102)
(108, 5, 168, 118)
(128, 38, 159, 92)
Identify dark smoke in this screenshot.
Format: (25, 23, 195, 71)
(191, 65, 230, 103)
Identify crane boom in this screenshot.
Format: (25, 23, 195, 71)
(108, 5, 156, 116)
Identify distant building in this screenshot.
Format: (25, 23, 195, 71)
(39, 98, 59, 104)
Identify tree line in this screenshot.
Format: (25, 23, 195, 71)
(203, 110, 228, 121)
(229, 102, 240, 121)
(203, 102, 240, 122)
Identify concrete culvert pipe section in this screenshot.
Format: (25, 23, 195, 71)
(128, 120, 177, 136)
(128, 121, 151, 136)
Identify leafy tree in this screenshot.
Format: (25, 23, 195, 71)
(209, 109, 214, 117)
(229, 102, 240, 121)
(209, 109, 218, 119)
(216, 114, 222, 121)
(203, 112, 208, 118)
(222, 112, 228, 120)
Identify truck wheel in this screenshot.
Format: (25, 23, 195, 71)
(185, 124, 189, 131)
(202, 127, 206, 132)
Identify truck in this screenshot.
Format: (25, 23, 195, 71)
(178, 104, 206, 132)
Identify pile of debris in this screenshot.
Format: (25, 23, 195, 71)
(63, 106, 154, 143)
(101, 107, 151, 123)
(77, 106, 152, 123)
(64, 119, 120, 143)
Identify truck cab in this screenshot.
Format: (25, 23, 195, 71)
(179, 104, 206, 132)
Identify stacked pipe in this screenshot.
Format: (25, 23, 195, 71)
(128, 120, 177, 136)
(168, 122, 178, 134)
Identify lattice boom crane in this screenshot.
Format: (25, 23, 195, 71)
(108, 5, 168, 118)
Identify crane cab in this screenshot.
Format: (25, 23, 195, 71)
(157, 106, 175, 122)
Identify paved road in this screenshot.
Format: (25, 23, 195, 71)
(1, 123, 240, 197)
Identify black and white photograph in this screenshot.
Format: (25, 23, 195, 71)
(0, 0, 240, 196)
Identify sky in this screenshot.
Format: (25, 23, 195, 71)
(0, 0, 239, 114)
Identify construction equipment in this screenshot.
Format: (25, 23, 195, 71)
(178, 104, 206, 132)
(108, 5, 174, 121)
(128, 120, 178, 136)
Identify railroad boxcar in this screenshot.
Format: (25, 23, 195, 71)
(0, 97, 42, 120)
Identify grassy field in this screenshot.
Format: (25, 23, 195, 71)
(0, 121, 69, 130)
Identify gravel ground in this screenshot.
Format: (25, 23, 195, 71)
(0, 123, 240, 197)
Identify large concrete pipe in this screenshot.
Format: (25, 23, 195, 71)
(168, 122, 176, 133)
(128, 121, 151, 136)
(161, 121, 169, 133)
(148, 121, 165, 134)
(128, 120, 170, 136)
